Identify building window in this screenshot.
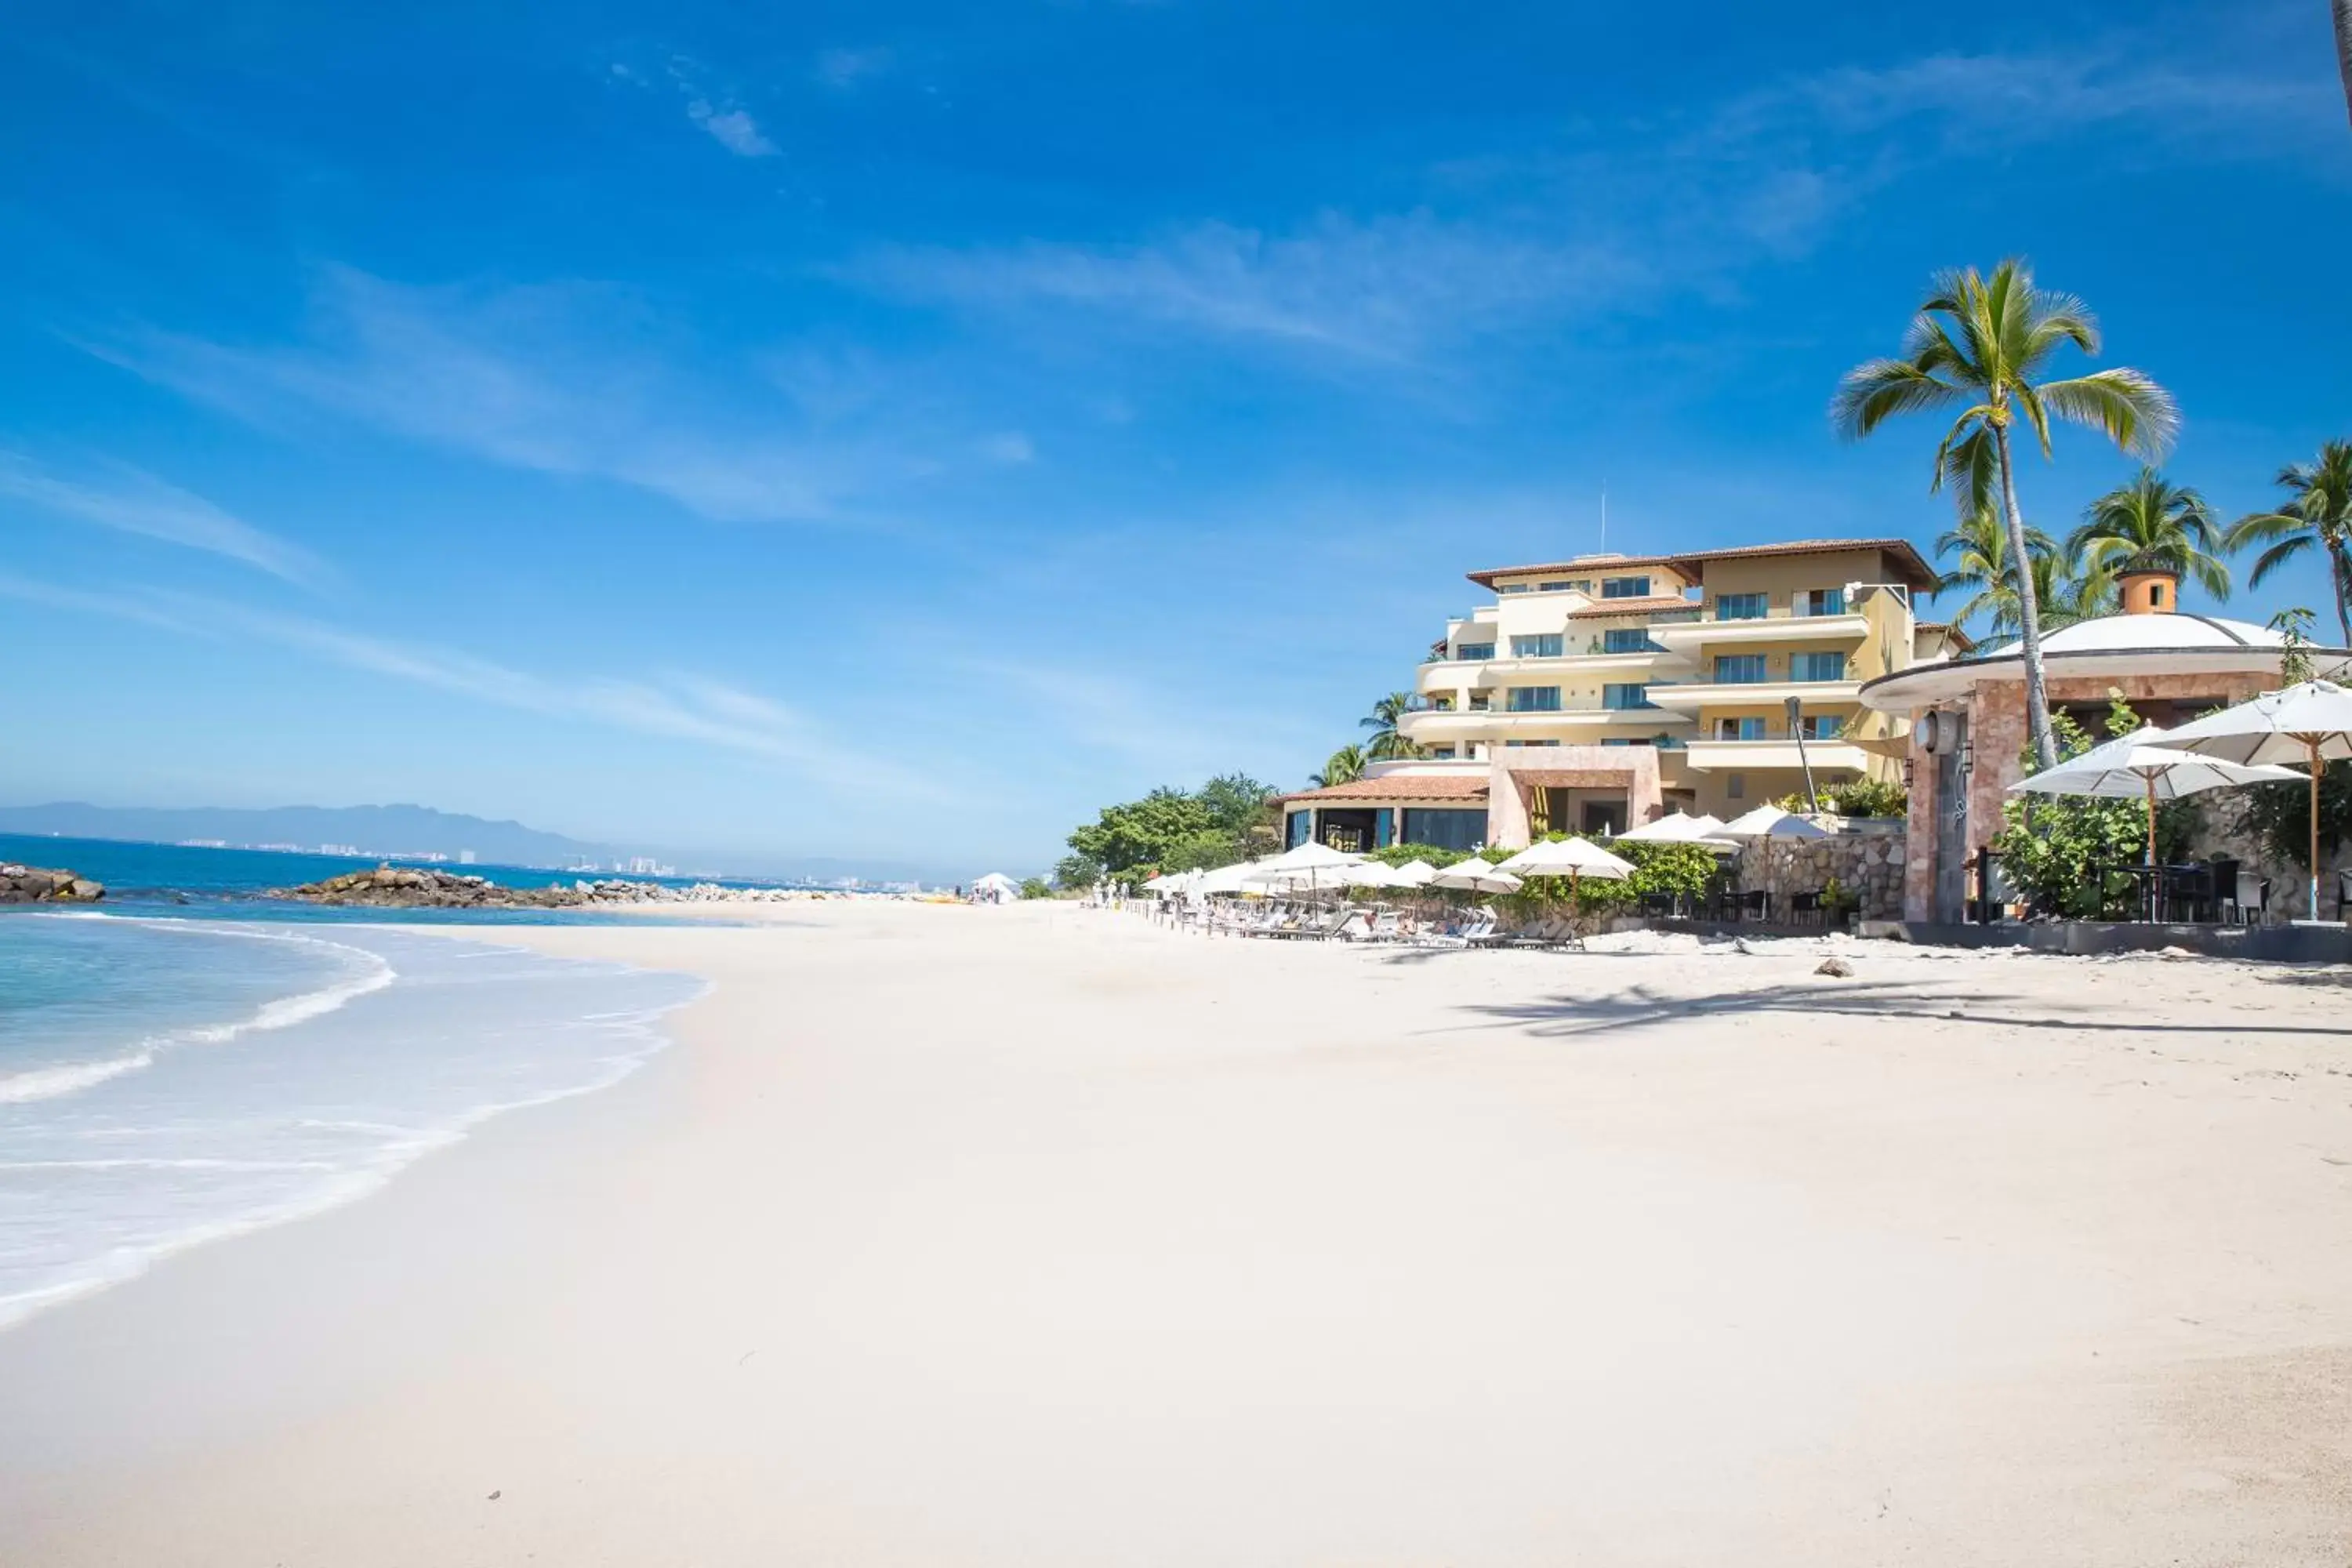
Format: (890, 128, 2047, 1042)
(1286, 811, 1312, 848)
(1537, 581, 1573, 593)
(1653, 734, 1686, 751)
(1798, 714, 1842, 739)
(1504, 739, 1561, 747)
(1792, 651, 1848, 682)
(1716, 717, 1766, 741)
(1601, 576, 1652, 599)
(1798, 588, 1847, 616)
(1509, 633, 1564, 658)
(1727, 772, 1746, 800)
(1497, 583, 1530, 594)
(1715, 592, 1768, 621)
(1602, 627, 1659, 653)
(1505, 686, 1562, 712)
(1715, 653, 1769, 684)
(1428, 746, 1456, 759)
(1602, 682, 1653, 710)
(1400, 808, 1487, 852)
(1456, 641, 1494, 661)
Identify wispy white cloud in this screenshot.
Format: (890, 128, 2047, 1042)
(0, 570, 948, 803)
(814, 47, 892, 91)
(849, 213, 1642, 363)
(686, 99, 778, 158)
(83, 267, 895, 524)
(975, 431, 1034, 465)
(0, 454, 327, 586)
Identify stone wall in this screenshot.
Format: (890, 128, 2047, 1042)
(1733, 817, 1906, 923)
(2176, 794, 2352, 924)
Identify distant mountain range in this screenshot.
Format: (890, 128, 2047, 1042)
(0, 802, 932, 885)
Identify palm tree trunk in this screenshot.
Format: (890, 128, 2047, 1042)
(1993, 422, 2060, 770)
(2333, 544, 2352, 648)
(2336, 0, 2352, 131)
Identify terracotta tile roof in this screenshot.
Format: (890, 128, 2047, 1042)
(1468, 537, 1938, 593)
(1278, 775, 1490, 804)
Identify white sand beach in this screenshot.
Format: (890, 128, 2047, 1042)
(2, 902, 2349, 1565)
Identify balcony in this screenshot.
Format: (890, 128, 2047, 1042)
(1414, 648, 1690, 696)
(1399, 706, 1697, 741)
(1646, 611, 1870, 652)
(1642, 679, 1864, 712)
(1682, 736, 1872, 774)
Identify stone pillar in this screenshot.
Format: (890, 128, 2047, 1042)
(1903, 737, 1936, 922)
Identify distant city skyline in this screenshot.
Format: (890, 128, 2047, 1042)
(3, 1, 2346, 869)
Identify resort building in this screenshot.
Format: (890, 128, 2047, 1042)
(1281, 538, 1955, 853)
(1858, 571, 2351, 923)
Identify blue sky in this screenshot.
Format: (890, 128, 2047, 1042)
(2, 1, 2347, 874)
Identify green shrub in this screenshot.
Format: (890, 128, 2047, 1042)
(1018, 877, 1052, 900)
(1991, 699, 2195, 918)
(1775, 777, 1909, 818)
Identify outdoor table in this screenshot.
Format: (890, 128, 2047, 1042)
(2119, 864, 2215, 924)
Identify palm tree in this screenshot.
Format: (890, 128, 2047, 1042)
(2336, 0, 2352, 131)
(2228, 440, 2352, 647)
(1308, 745, 1365, 789)
(1832, 259, 2178, 768)
(2028, 550, 2118, 632)
(1359, 691, 1427, 760)
(1933, 503, 2054, 636)
(2068, 469, 2230, 602)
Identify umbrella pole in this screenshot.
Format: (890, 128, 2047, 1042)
(2310, 737, 2324, 921)
(2146, 773, 2160, 924)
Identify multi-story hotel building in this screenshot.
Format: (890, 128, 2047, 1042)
(1280, 538, 1965, 854)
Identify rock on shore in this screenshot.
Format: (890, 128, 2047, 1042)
(1, 864, 105, 904)
(272, 866, 849, 909)
(274, 866, 590, 909)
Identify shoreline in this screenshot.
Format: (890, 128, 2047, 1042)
(3, 902, 2349, 1563)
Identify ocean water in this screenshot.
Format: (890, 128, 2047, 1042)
(0, 832, 809, 924)
(0, 912, 703, 1329)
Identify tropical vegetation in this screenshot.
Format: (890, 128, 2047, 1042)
(1054, 774, 1279, 888)
(1990, 700, 2199, 918)
(2228, 439, 2352, 648)
(1834, 257, 2178, 770)
(1359, 691, 1428, 760)
(2068, 469, 2230, 601)
(1308, 745, 1367, 789)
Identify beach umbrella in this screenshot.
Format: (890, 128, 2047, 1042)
(1193, 861, 1258, 895)
(1495, 837, 1635, 913)
(1389, 859, 1438, 887)
(1717, 804, 1829, 840)
(1616, 811, 1722, 842)
(1616, 811, 1740, 854)
(2009, 725, 2303, 871)
(2161, 680, 2352, 918)
(1339, 862, 1413, 890)
(1244, 837, 1366, 898)
(1430, 864, 1522, 895)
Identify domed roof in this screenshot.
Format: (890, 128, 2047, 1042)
(1984, 612, 2286, 657)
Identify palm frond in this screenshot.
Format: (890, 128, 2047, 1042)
(1829, 360, 1964, 438)
(2038, 369, 2180, 460)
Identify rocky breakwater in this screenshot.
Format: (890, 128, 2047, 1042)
(1, 863, 106, 904)
(274, 866, 590, 909)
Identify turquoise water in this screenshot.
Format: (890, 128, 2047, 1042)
(0, 913, 702, 1328)
(0, 832, 806, 924)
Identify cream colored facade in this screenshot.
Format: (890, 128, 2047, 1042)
(1398, 540, 1946, 821)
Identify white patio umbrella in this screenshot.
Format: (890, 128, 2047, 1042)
(1389, 859, 1439, 887)
(1245, 837, 1366, 898)
(2161, 680, 2352, 919)
(1616, 811, 1740, 853)
(1495, 837, 1636, 910)
(1431, 864, 1522, 895)
(1192, 860, 1259, 895)
(1717, 804, 1829, 840)
(1341, 862, 1413, 890)
(2009, 724, 2303, 871)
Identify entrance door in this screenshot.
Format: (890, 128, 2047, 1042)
(1581, 799, 1627, 836)
(1932, 713, 1969, 922)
